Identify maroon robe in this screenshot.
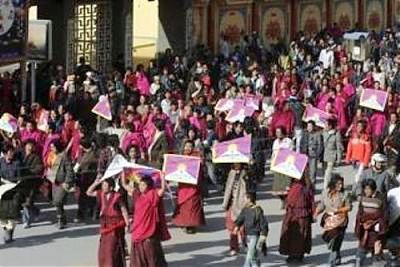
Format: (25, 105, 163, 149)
(279, 181, 314, 257)
(131, 189, 170, 267)
(97, 191, 126, 267)
(172, 182, 205, 227)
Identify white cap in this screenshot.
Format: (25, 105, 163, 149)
(371, 153, 387, 165)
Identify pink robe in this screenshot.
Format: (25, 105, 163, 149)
(121, 132, 145, 154)
(343, 84, 355, 98)
(269, 110, 295, 137)
(20, 129, 44, 155)
(370, 112, 387, 138)
(136, 73, 150, 96)
(189, 116, 207, 139)
(70, 131, 81, 161)
(334, 95, 348, 133)
(316, 93, 330, 110)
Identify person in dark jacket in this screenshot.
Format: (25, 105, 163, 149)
(74, 138, 98, 223)
(300, 121, 323, 184)
(20, 140, 44, 228)
(0, 145, 22, 243)
(234, 192, 269, 267)
(46, 140, 75, 229)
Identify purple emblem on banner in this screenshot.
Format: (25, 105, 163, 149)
(303, 105, 332, 128)
(215, 98, 245, 112)
(360, 89, 388, 111)
(163, 154, 201, 185)
(271, 149, 308, 179)
(92, 95, 112, 121)
(244, 96, 261, 110)
(226, 102, 255, 123)
(212, 135, 251, 163)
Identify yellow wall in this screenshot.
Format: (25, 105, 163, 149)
(133, 0, 159, 65)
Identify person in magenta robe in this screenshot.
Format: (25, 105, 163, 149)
(269, 101, 295, 137)
(316, 85, 331, 111)
(87, 178, 129, 267)
(343, 77, 355, 98)
(149, 106, 174, 147)
(172, 140, 206, 234)
(121, 123, 146, 155)
(20, 120, 45, 155)
(135, 65, 150, 96)
(334, 85, 349, 134)
(370, 111, 387, 144)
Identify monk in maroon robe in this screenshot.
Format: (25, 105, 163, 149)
(172, 140, 206, 233)
(87, 178, 129, 267)
(279, 177, 314, 263)
(121, 173, 171, 267)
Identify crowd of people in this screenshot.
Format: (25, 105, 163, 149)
(1, 26, 400, 267)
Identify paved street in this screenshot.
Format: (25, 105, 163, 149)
(0, 164, 386, 267)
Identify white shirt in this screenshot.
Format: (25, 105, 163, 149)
(389, 124, 396, 135)
(272, 137, 293, 158)
(161, 99, 171, 116)
(387, 186, 400, 226)
(318, 49, 334, 69)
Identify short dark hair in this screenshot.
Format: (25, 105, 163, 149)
(154, 119, 165, 132)
(104, 178, 115, 189)
(2, 144, 15, 154)
(362, 178, 377, 192)
(327, 174, 344, 191)
(327, 118, 337, 128)
(246, 192, 257, 203)
(52, 140, 65, 153)
(307, 120, 316, 127)
(141, 175, 154, 188)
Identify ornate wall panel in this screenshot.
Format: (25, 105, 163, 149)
(332, 0, 356, 31)
(215, 4, 252, 50)
(364, 0, 386, 31)
(260, 1, 289, 45)
(67, 0, 112, 73)
(298, 0, 325, 35)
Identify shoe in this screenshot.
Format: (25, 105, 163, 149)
(3, 229, 13, 244)
(286, 256, 295, 263)
(229, 250, 237, 256)
(373, 254, 385, 262)
(23, 223, 30, 229)
(185, 228, 196, 234)
(56, 217, 66, 230)
(73, 217, 83, 224)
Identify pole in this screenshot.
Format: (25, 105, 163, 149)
(21, 60, 27, 103)
(31, 61, 36, 104)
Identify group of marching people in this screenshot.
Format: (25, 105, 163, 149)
(1, 25, 400, 267)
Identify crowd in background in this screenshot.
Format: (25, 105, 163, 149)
(1, 25, 400, 267)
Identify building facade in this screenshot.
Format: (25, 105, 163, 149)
(32, 0, 400, 70)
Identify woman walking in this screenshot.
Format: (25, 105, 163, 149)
(222, 163, 248, 256)
(314, 174, 351, 266)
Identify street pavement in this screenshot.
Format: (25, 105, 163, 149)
(0, 164, 388, 267)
